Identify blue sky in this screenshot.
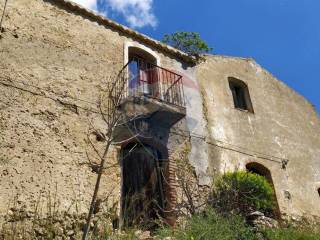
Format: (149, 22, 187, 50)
(73, 0, 319, 112)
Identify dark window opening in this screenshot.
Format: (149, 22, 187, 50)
(231, 85, 246, 109)
(128, 47, 159, 97)
(318, 188, 320, 197)
(121, 142, 165, 229)
(246, 162, 273, 184)
(229, 77, 254, 113)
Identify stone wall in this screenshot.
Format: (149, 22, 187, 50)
(0, 0, 195, 219)
(1, 0, 319, 225)
(196, 55, 320, 218)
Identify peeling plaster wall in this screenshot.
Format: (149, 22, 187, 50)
(0, 0, 191, 216)
(1, 0, 319, 221)
(196, 55, 320, 218)
(131, 44, 210, 186)
(183, 68, 210, 186)
(0, 0, 125, 215)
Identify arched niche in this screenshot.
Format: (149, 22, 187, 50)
(246, 162, 273, 184)
(246, 162, 281, 218)
(124, 41, 160, 66)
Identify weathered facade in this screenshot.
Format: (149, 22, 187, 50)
(0, 0, 319, 231)
(196, 56, 320, 219)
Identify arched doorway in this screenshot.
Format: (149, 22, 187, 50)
(120, 142, 165, 229)
(246, 162, 273, 184)
(246, 162, 281, 218)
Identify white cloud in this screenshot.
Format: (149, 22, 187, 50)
(71, 0, 157, 28)
(106, 0, 157, 28)
(72, 0, 97, 10)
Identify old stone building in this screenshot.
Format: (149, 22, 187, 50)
(0, 0, 319, 230)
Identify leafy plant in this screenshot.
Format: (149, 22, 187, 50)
(162, 32, 212, 57)
(211, 171, 275, 216)
(156, 208, 257, 240)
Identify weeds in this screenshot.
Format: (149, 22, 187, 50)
(262, 225, 320, 240)
(156, 208, 258, 240)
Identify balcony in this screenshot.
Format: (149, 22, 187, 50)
(110, 58, 186, 142)
(112, 58, 186, 116)
(114, 57, 185, 102)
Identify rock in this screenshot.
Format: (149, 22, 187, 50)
(291, 215, 302, 222)
(135, 230, 152, 240)
(66, 230, 75, 236)
(55, 226, 64, 236)
(247, 212, 279, 229)
(34, 227, 45, 236)
(26, 211, 34, 218)
(7, 210, 13, 216)
(249, 216, 279, 229)
(247, 211, 264, 218)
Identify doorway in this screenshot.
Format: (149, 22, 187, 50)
(246, 162, 281, 218)
(121, 142, 165, 229)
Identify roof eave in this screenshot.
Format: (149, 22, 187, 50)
(52, 0, 197, 64)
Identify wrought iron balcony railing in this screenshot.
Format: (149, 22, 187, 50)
(110, 60, 186, 108)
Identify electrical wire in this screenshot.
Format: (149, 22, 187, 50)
(119, 107, 287, 165)
(0, 78, 101, 114)
(170, 130, 287, 164)
(0, 75, 290, 165)
(0, 75, 98, 106)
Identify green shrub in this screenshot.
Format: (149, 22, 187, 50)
(156, 208, 257, 240)
(162, 32, 213, 56)
(211, 171, 275, 216)
(262, 226, 320, 240)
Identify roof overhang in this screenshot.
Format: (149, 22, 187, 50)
(51, 0, 197, 64)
